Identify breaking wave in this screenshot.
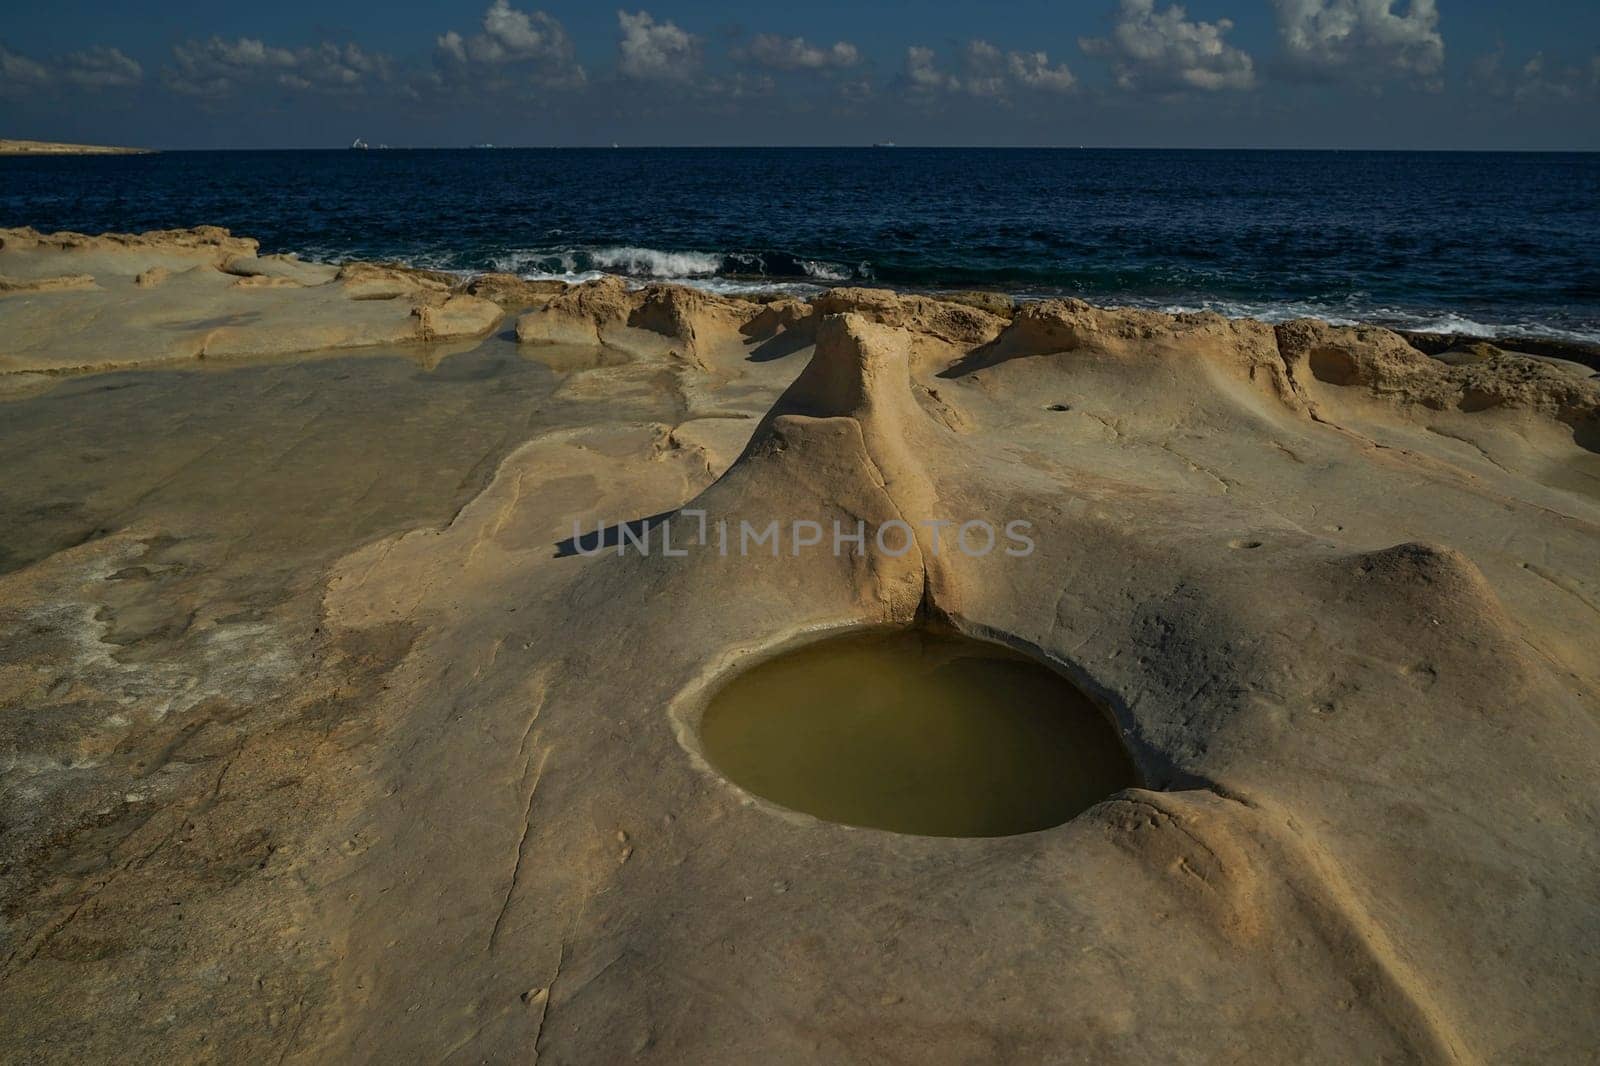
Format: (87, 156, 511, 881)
(588, 247, 723, 277)
(482, 246, 870, 291)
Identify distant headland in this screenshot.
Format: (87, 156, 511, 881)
(0, 138, 153, 156)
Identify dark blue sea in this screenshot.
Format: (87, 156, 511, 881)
(4, 148, 1598, 342)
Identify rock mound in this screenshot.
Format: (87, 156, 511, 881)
(813, 286, 1008, 346)
(516, 277, 767, 367)
(1277, 318, 1600, 428)
(336, 261, 454, 300)
(463, 272, 567, 308)
(0, 227, 504, 372)
(0, 225, 256, 258)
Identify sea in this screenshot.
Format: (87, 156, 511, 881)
(3, 147, 1598, 343)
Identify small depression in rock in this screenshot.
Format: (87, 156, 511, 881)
(698, 628, 1137, 837)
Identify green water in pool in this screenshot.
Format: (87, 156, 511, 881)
(699, 629, 1137, 837)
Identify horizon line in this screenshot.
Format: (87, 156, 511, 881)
(24, 144, 1600, 154)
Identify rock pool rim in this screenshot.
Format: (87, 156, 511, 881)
(675, 622, 1147, 839)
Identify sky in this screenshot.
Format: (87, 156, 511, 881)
(1, 0, 1596, 149)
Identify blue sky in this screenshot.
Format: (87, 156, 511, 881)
(2, 0, 1596, 148)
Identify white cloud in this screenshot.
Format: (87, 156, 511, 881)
(960, 41, 1009, 97)
(617, 10, 700, 82)
(60, 46, 143, 89)
(905, 40, 1076, 98)
(0, 43, 54, 97)
(434, 0, 584, 87)
(838, 75, 874, 102)
(163, 37, 392, 98)
(483, 0, 558, 57)
(1, 42, 143, 95)
(1271, 0, 1443, 80)
(1079, 0, 1255, 91)
(738, 34, 860, 71)
(438, 31, 469, 64)
(906, 46, 950, 91)
(1472, 46, 1600, 103)
(708, 71, 776, 98)
(163, 37, 299, 98)
(1008, 51, 1081, 92)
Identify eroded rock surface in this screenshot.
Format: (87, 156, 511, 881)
(2, 231, 1598, 1063)
(0, 228, 503, 372)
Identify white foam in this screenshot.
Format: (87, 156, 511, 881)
(681, 277, 823, 297)
(487, 245, 862, 286)
(800, 259, 853, 282)
(483, 244, 834, 295)
(586, 247, 724, 277)
(486, 251, 569, 275)
(1143, 297, 1600, 345)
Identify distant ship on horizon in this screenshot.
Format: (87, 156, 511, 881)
(872, 141, 896, 148)
(350, 137, 368, 150)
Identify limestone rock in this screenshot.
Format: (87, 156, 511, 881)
(0, 226, 257, 281)
(220, 253, 338, 286)
(230, 274, 302, 289)
(464, 272, 568, 308)
(0, 224, 255, 258)
(516, 277, 765, 368)
(0, 229, 505, 371)
(336, 261, 454, 300)
(814, 286, 1008, 346)
(1, 240, 1599, 1063)
(514, 275, 626, 346)
(1276, 317, 1600, 426)
(0, 273, 97, 294)
(940, 289, 1017, 317)
(412, 294, 503, 341)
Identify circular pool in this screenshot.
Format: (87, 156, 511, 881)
(699, 628, 1137, 837)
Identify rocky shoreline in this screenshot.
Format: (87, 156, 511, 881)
(2, 226, 1598, 1062)
(5, 225, 1595, 380)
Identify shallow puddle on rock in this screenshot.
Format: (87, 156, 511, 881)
(700, 628, 1137, 837)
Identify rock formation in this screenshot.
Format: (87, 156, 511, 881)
(0, 228, 505, 372)
(1, 228, 1597, 1063)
